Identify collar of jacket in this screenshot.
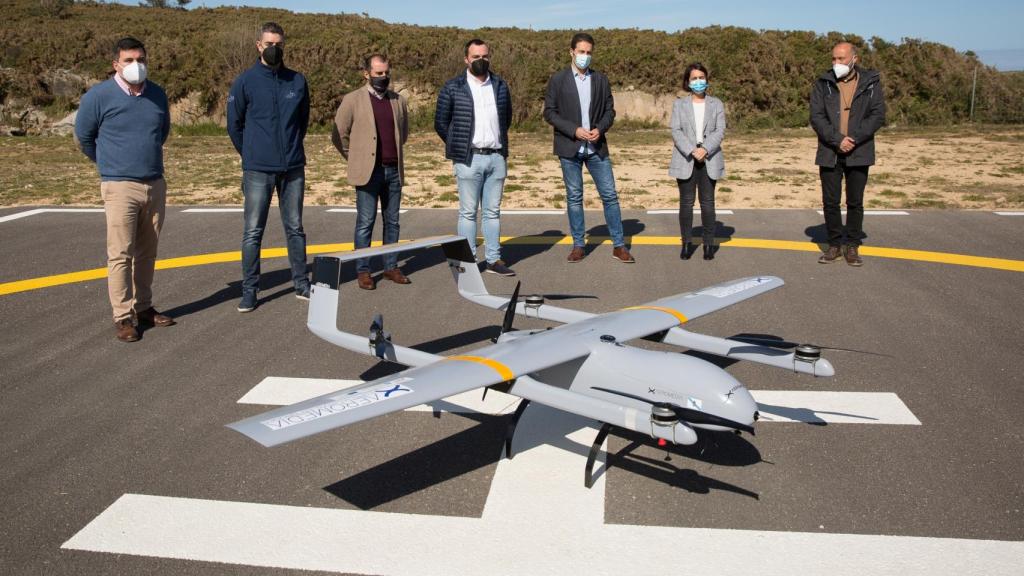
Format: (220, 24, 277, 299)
(366, 85, 396, 100)
(457, 71, 504, 87)
(254, 60, 290, 77)
(819, 65, 877, 86)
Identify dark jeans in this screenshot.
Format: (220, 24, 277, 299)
(820, 158, 869, 247)
(354, 164, 402, 273)
(677, 162, 717, 244)
(241, 167, 308, 294)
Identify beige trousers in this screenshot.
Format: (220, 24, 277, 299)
(101, 178, 167, 323)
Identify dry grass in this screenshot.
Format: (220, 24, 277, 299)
(2, 125, 1023, 209)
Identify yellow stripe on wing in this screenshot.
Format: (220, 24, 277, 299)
(445, 355, 516, 382)
(623, 305, 689, 325)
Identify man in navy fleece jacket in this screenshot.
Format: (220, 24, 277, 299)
(227, 21, 311, 313)
(75, 36, 175, 343)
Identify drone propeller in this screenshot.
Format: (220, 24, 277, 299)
(591, 386, 755, 435)
(728, 334, 892, 357)
(499, 281, 521, 336)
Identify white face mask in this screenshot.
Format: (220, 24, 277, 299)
(121, 61, 147, 85)
(833, 61, 852, 79)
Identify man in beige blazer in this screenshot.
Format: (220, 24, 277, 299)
(332, 54, 410, 290)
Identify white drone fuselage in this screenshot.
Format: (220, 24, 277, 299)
(500, 329, 756, 445)
(230, 236, 832, 456)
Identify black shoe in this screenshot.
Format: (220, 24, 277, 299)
(703, 242, 715, 260)
(486, 260, 516, 276)
(680, 242, 694, 260)
(237, 290, 258, 313)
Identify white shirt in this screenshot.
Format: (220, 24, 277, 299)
(466, 70, 501, 150)
(691, 101, 706, 144)
(574, 68, 594, 155)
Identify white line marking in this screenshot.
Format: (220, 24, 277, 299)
(751, 391, 921, 425)
(502, 210, 564, 215)
(240, 377, 918, 424)
(647, 209, 735, 215)
(62, 396, 1020, 576)
(61, 493, 1024, 575)
(238, 376, 519, 415)
(0, 208, 104, 223)
(326, 208, 409, 214)
(181, 208, 243, 213)
(816, 210, 910, 216)
(994, 211, 1024, 216)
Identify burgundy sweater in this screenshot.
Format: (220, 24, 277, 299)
(369, 92, 398, 166)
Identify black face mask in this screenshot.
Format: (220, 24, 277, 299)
(262, 45, 283, 68)
(370, 76, 390, 93)
(469, 58, 490, 77)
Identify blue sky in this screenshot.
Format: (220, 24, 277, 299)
(184, 0, 1019, 50)
(182, 0, 1023, 67)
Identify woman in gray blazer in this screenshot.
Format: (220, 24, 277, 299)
(669, 63, 726, 260)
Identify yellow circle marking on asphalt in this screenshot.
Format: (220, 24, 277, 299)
(1, 236, 1022, 297)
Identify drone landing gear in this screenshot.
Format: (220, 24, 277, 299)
(504, 399, 531, 459)
(585, 423, 614, 489)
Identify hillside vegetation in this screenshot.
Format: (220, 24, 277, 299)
(2, 0, 1022, 129)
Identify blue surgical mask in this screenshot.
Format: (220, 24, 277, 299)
(689, 79, 708, 93)
(574, 54, 592, 70)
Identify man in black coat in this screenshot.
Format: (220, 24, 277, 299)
(810, 41, 886, 266)
(544, 32, 634, 264)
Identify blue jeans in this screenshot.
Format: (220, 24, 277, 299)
(241, 167, 308, 294)
(355, 165, 402, 273)
(455, 154, 505, 264)
(559, 152, 624, 248)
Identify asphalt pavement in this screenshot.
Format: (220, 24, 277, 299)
(1, 206, 1022, 575)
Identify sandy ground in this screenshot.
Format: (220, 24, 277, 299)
(1, 126, 1022, 209)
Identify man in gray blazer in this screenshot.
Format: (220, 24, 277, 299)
(543, 32, 634, 264)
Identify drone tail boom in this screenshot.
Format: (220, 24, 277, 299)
(309, 254, 441, 368)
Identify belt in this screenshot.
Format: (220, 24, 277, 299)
(471, 147, 501, 155)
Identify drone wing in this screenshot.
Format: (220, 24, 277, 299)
(228, 336, 593, 447)
(589, 276, 785, 342)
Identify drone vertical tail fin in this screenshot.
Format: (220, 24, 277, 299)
(442, 238, 490, 299)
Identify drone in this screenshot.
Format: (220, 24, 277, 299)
(228, 235, 835, 487)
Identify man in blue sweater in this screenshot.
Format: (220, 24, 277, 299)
(227, 22, 311, 313)
(75, 37, 174, 343)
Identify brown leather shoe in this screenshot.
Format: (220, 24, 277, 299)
(818, 245, 842, 263)
(115, 319, 139, 342)
(612, 246, 635, 263)
(567, 247, 585, 263)
(357, 271, 375, 290)
(844, 245, 864, 267)
(137, 307, 175, 327)
(382, 268, 411, 284)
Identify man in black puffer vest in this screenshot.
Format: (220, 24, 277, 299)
(435, 39, 515, 276)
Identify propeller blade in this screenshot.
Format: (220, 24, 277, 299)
(672, 406, 756, 435)
(591, 387, 755, 435)
(500, 281, 521, 335)
(728, 334, 892, 357)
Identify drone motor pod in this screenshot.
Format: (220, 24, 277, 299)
(793, 344, 825, 374)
